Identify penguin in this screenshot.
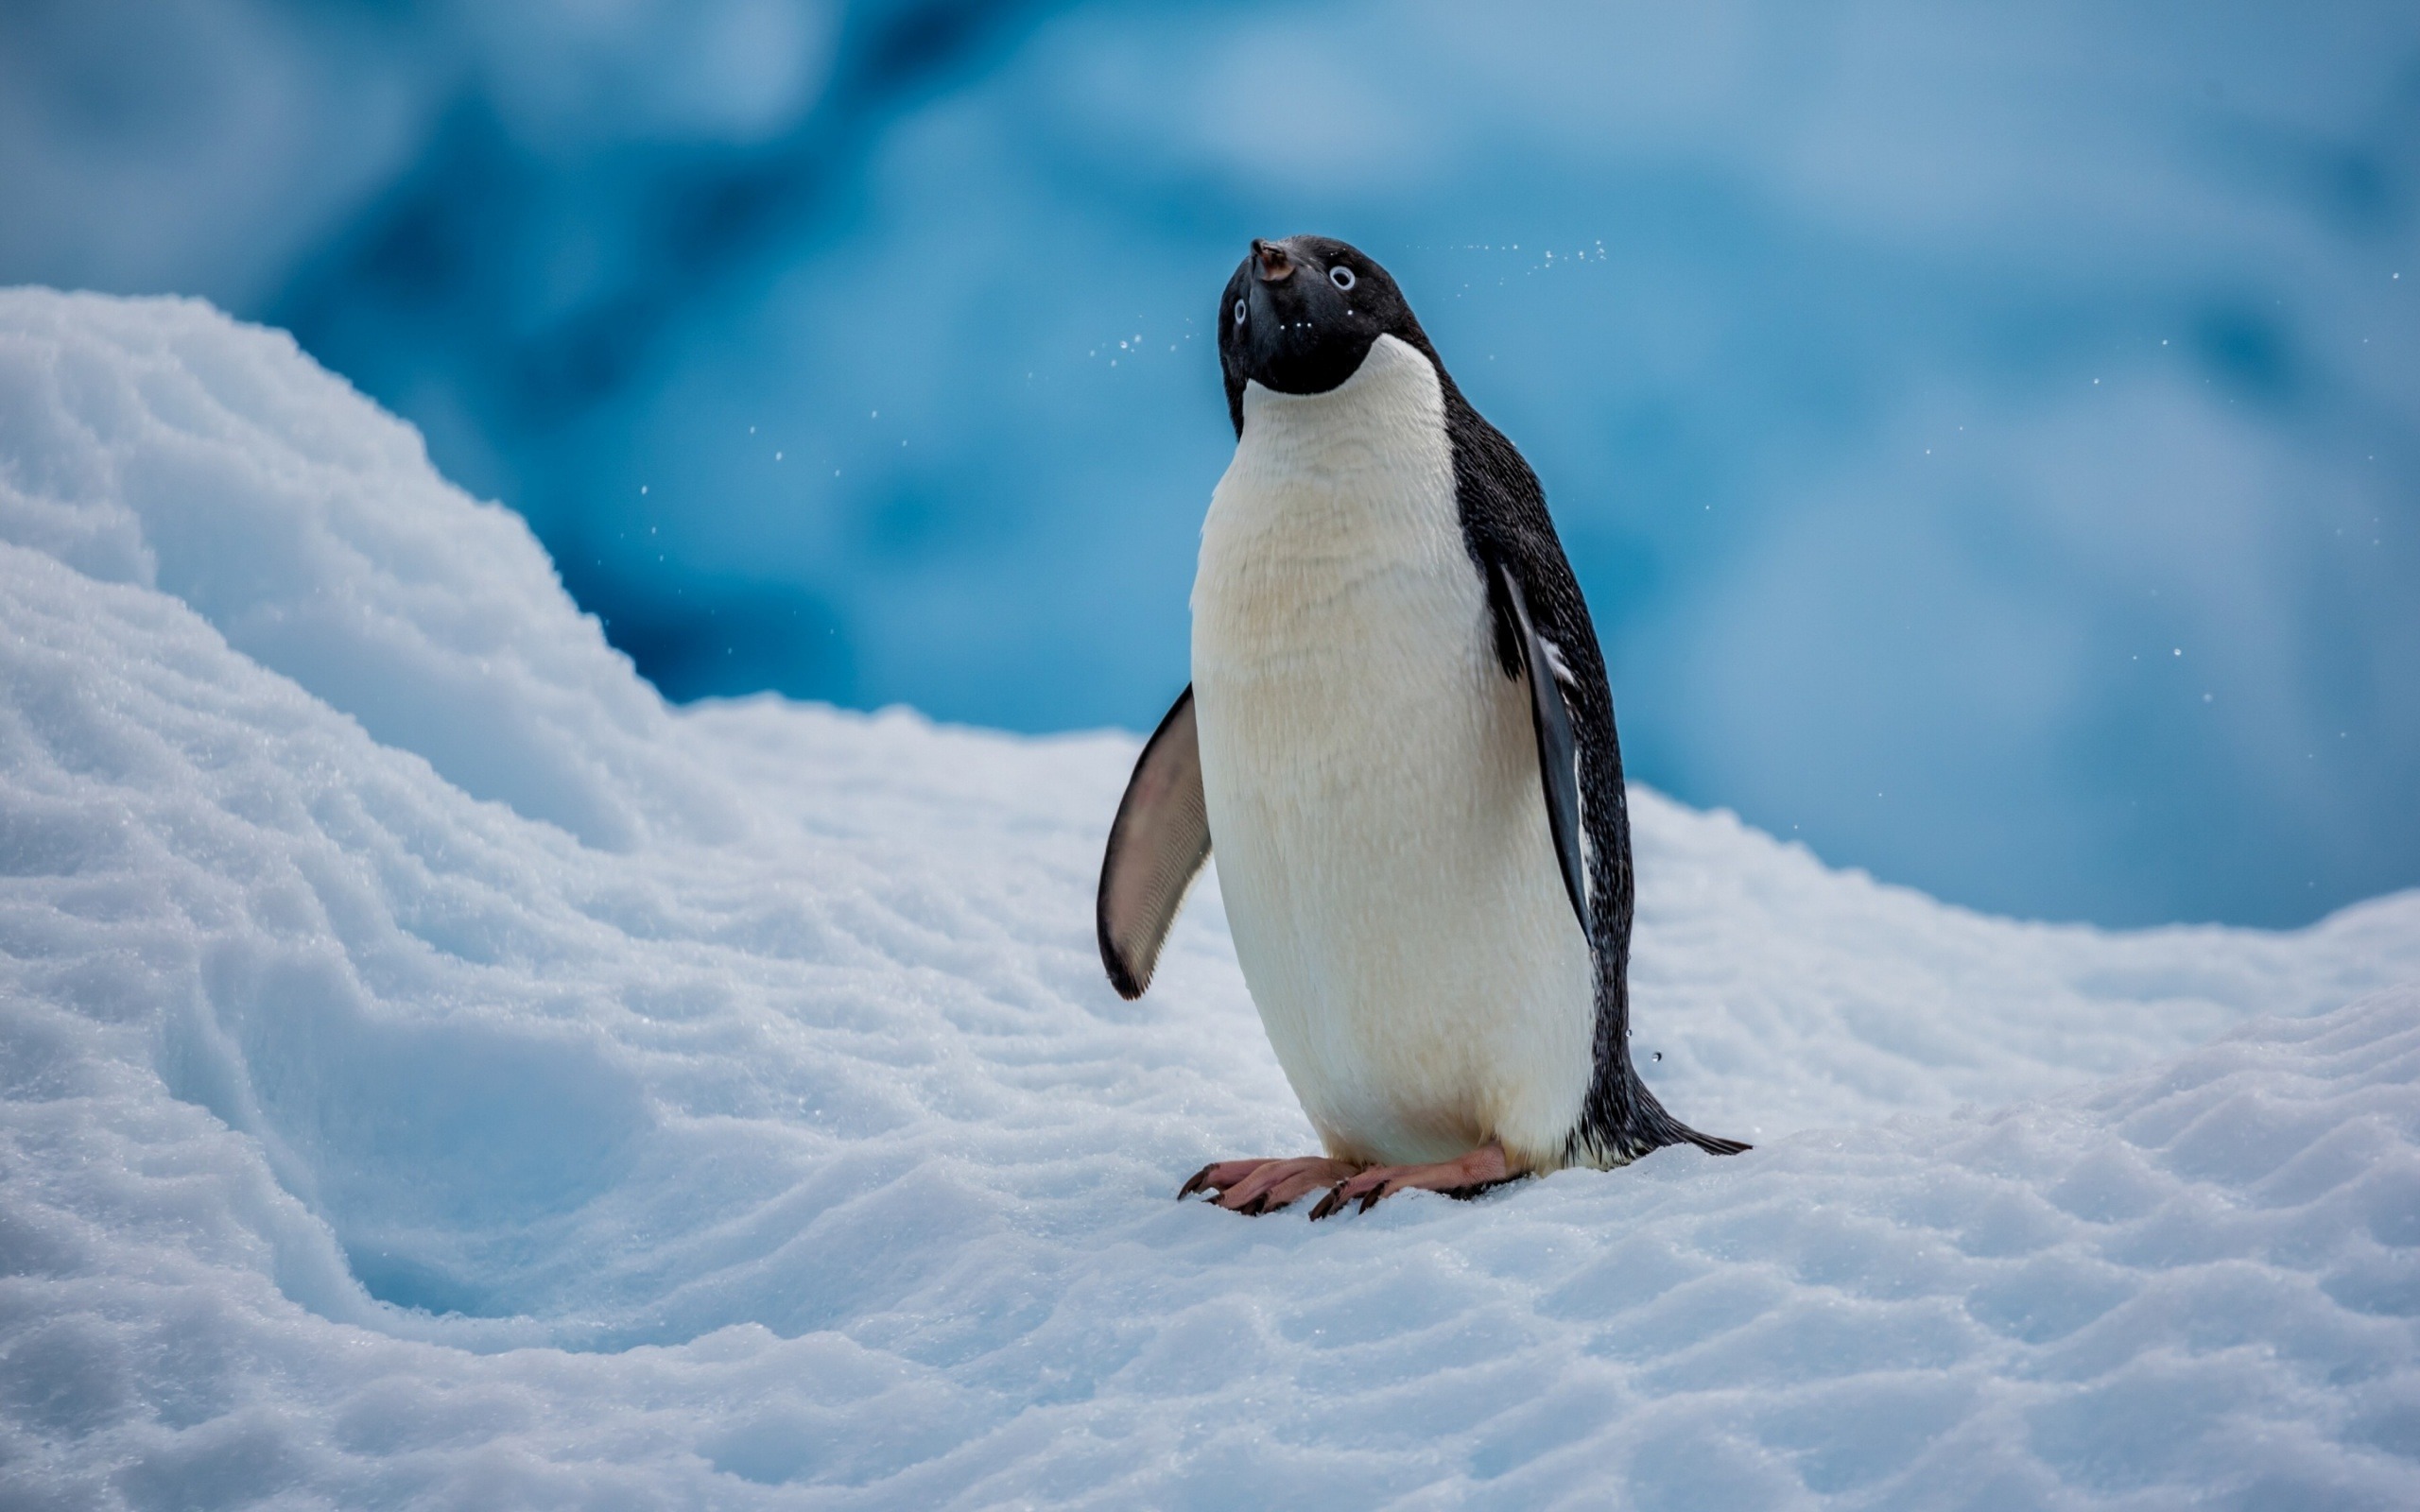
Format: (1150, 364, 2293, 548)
(1098, 235, 1746, 1218)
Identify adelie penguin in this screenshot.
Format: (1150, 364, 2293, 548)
(1098, 235, 1747, 1218)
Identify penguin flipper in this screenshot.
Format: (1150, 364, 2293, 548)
(1097, 686, 1212, 999)
(1492, 561, 1589, 938)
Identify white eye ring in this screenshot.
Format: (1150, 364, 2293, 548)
(1232, 298, 1246, 325)
(1329, 266, 1357, 291)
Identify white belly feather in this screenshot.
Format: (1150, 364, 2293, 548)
(1190, 335, 1594, 1172)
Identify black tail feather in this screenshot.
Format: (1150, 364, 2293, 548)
(1670, 1124, 1753, 1158)
(1569, 1069, 1751, 1168)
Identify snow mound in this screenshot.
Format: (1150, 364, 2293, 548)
(2, 288, 2416, 1507)
(0, 290, 735, 850)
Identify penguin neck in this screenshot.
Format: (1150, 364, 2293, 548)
(1236, 332, 1442, 462)
(1195, 331, 1469, 684)
(1209, 335, 1457, 569)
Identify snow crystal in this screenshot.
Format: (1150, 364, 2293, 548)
(2, 288, 2417, 1506)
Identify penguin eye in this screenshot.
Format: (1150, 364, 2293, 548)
(1232, 298, 1246, 326)
(1329, 266, 1357, 291)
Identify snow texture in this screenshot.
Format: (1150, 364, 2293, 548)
(4, 288, 2419, 1507)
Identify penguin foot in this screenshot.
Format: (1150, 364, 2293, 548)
(1308, 1144, 1512, 1220)
(1179, 1157, 1361, 1214)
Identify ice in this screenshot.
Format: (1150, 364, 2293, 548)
(3, 287, 2418, 1505)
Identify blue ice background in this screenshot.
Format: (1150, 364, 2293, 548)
(2, 0, 2413, 929)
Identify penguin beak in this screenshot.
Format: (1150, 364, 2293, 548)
(1252, 239, 1295, 284)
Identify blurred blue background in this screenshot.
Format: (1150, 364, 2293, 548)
(4, 0, 2413, 928)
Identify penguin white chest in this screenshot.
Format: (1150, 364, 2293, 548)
(1189, 335, 1594, 1170)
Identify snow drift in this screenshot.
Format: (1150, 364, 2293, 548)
(2, 288, 2417, 1507)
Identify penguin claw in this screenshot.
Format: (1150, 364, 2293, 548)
(1319, 1144, 1515, 1218)
(1182, 1156, 1361, 1214)
(1178, 1159, 1275, 1202)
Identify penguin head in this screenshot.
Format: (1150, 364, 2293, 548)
(1218, 235, 1431, 435)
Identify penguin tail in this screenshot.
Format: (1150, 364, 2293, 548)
(1571, 1075, 1752, 1167)
(1636, 1096, 1751, 1159)
(1669, 1123, 1752, 1158)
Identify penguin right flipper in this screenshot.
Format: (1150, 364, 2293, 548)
(1491, 560, 1589, 939)
(1098, 686, 1212, 999)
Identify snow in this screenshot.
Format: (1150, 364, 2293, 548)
(3, 286, 2418, 1507)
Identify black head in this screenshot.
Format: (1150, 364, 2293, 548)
(1217, 235, 1435, 436)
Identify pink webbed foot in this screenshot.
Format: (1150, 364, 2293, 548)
(1178, 1157, 1363, 1214)
(1307, 1143, 1513, 1220)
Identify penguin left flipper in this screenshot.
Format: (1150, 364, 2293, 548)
(1097, 686, 1212, 999)
(1492, 560, 1589, 938)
